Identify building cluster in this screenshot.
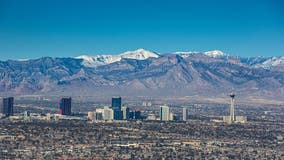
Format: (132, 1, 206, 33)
(87, 96, 142, 121)
(1, 94, 246, 125)
(0, 96, 83, 121)
(1, 94, 283, 159)
(146, 105, 189, 121)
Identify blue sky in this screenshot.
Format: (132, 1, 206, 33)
(0, 0, 283, 60)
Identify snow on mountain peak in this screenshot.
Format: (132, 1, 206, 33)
(76, 49, 284, 69)
(204, 50, 228, 58)
(17, 59, 30, 61)
(121, 48, 159, 60)
(174, 50, 228, 58)
(75, 54, 118, 67)
(263, 57, 284, 66)
(75, 49, 159, 67)
(173, 51, 200, 58)
(254, 56, 284, 69)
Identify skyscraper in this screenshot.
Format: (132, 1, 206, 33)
(87, 112, 95, 120)
(95, 108, 104, 120)
(112, 96, 123, 120)
(134, 111, 142, 120)
(169, 112, 174, 121)
(160, 105, 170, 121)
(183, 107, 189, 121)
(3, 97, 14, 117)
(121, 106, 130, 120)
(103, 106, 114, 120)
(59, 97, 72, 116)
(95, 112, 103, 120)
(112, 96, 121, 110)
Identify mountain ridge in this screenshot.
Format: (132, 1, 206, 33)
(73, 49, 284, 70)
(0, 49, 284, 100)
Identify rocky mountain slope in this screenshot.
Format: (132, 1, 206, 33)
(1, 49, 284, 100)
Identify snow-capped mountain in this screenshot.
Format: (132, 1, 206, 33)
(75, 54, 120, 67)
(120, 49, 160, 59)
(77, 49, 229, 67)
(174, 50, 228, 58)
(173, 51, 200, 58)
(254, 56, 284, 69)
(204, 50, 228, 58)
(239, 56, 270, 67)
(76, 49, 283, 69)
(76, 49, 159, 67)
(1, 49, 284, 100)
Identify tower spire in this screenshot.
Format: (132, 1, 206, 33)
(229, 94, 235, 123)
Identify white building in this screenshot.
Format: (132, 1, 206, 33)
(87, 112, 95, 120)
(183, 107, 189, 121)
(169, 112, 174, 121)
(121, 106, 129, 120)
(103, 106, 114, 120)
(160, 105, 170, 121)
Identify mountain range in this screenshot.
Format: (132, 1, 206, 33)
(1, 49, 284, 101)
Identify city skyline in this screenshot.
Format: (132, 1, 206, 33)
(0, 0, 283, 159)
(0, 0, 284, 60)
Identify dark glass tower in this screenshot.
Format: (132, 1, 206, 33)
(129, 110, 142, 120)
(3, 97, 14, 117)
(111, 96, 122, 120)
(59, 97, 72, 115)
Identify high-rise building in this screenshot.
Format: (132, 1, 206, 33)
(129, 110, 142, 120)
(23, 111, 30, 119)
(3, 97, 14, 117)
(95, 108, 104, 120)
(133, 111, 142, 120)
(183, 107, 189, 121)
(87, 112, 95, 120)
(129, 111, 134, 119)
(121, 106, 130, 120)
(112, 96, 123, 120)
(95, 112, 103, 120)
(169, 112, 174, 121)
(160, 105, 170, 121)
(59, 97, 72, 116)
(103, 106, 114, 120)
(112, 96, 121, 110)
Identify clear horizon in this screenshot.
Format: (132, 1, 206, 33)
(0, 0, 284, 60)
(1, 48, 284, 61)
